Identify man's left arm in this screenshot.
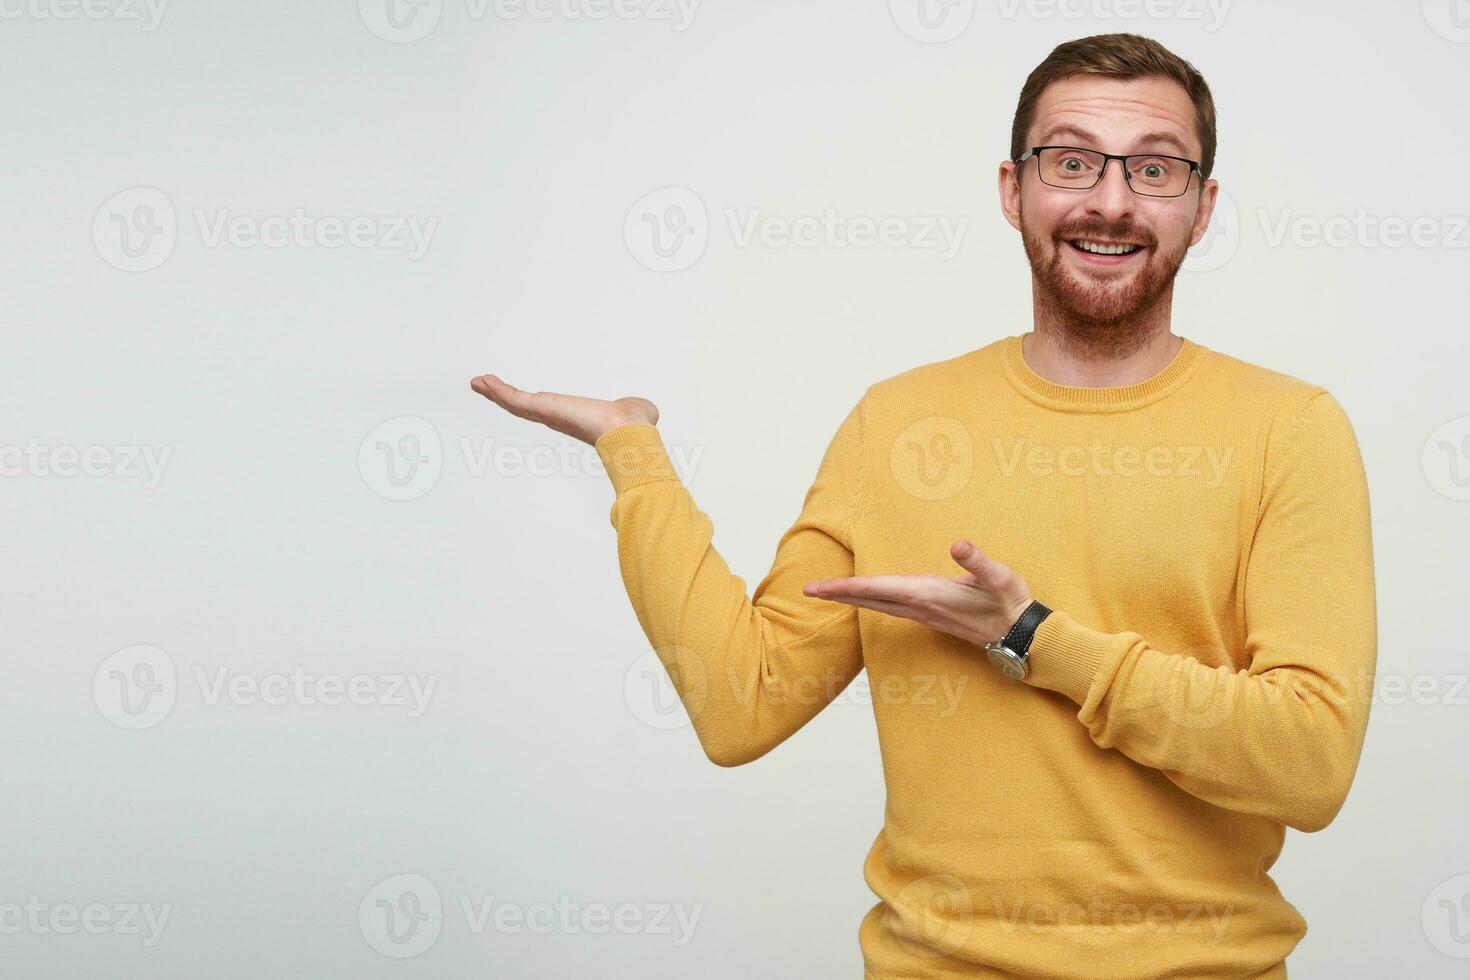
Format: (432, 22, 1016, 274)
(1023, 391, 1377, 833)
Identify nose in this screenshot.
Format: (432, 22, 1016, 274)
(1085, 157, 1136, 226)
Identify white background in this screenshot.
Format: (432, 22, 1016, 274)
(2, 0, 1468, 976)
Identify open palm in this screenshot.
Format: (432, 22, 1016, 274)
(469, 373, 659, 446)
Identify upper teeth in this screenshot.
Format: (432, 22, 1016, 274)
(1075, 240, 1138, 255)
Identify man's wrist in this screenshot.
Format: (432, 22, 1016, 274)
(592, 423, 677, 495)
(1000, 597, 1035, 637)
(984, 599, 1052, 680)
(1002, 599, 1052, 655)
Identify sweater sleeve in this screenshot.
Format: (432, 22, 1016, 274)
(592, 398, 868, 767)
(1019, 391, 1377, 833)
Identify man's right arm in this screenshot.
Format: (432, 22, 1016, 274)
(593, 398, 868, 767)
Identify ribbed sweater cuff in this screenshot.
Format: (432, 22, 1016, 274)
(1022, 609, 1112, 705)
(593, 423, 679, 495)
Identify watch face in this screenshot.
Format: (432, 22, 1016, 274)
(985, 645, 1027, 680)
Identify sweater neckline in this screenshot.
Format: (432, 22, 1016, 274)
(1001, 331, 1206, 414)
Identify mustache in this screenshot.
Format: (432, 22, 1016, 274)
(1054, 222, 1157, 248)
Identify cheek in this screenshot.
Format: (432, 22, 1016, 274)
(1152, 205, 1200, 246)
(1019, 192, 1069, 241)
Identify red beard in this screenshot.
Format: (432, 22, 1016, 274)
(1020, 207, 1189, 331)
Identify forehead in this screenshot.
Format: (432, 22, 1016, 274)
(1028, 74, 1199, 157)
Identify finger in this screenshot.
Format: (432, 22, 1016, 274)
(469, 376, 608, 443)
(469, 373, 518, 410)
(808, 594, 917, 620)
(470, 374, 552, 423)
(805, 575, 931, 603)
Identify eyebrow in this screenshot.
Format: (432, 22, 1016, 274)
(1035, 124, 1192, 157)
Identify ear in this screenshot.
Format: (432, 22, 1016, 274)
(998, 160, 1023, 233)
(1188, 177, 1219, 247)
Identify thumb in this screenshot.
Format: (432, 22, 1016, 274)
(951, 539, 1005, 586)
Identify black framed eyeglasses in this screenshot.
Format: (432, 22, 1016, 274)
(1014, 145, 1202, 198)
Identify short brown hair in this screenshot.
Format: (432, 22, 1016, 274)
(1010, 33, 1217, 178)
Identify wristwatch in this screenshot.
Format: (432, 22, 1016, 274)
(983, 600, 1052, 680)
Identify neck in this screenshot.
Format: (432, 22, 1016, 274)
(1026, 285, 1182, 387)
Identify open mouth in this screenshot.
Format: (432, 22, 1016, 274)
(1064, 238, 1146, 263)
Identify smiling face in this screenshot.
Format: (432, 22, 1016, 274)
(1000, 73, 1217, 335)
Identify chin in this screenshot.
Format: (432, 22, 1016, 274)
(1020, 221, 1188, 327)
(1050, 264, 1152, 324)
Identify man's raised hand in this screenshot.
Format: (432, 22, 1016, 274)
(469, 374, 659, 446)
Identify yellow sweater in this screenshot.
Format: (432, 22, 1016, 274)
(592, 332, 1376, 979)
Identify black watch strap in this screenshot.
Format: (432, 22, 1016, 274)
(999, 600, 1052, 658)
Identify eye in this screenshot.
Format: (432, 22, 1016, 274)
(1131, 157, 1176, 182)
